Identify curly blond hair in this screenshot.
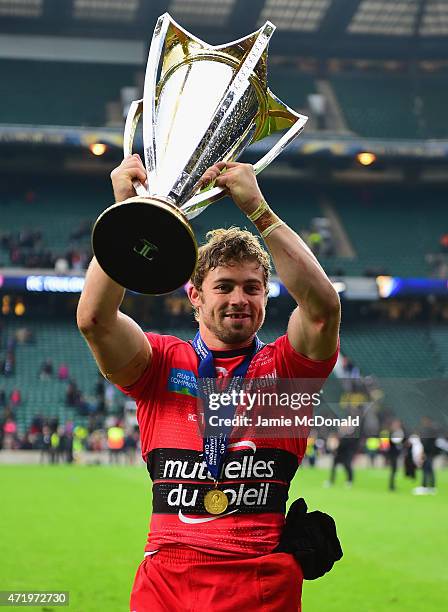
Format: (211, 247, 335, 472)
(191, 227, 271, 291)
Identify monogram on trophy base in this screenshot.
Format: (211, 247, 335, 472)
(92, 12, 308, 295)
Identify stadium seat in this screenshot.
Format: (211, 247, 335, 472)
(268, 70, 316, 113)
(331, 73, 418, 139)
(340, 323, 441, 378)
(417, 75, 448, 139)
(1, 320, 99, 432)
(428, 327, 448, 374)
(1, 59, 137, 127)
(321, 186, 446, 277)
(0, 177, 110, 267)
(191, 181, 322, 247)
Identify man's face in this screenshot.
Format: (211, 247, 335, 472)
(190, 260, 267, 346)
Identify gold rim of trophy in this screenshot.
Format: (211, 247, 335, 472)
(92, 194, 198, 254)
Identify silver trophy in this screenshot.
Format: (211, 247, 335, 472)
(92, 13, 308, 295)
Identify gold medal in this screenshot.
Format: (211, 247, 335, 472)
(204, 488, 229, 515)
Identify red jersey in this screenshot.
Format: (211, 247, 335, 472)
(118, 333, 338, 557)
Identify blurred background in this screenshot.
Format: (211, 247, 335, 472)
(0, 1, 447, 611)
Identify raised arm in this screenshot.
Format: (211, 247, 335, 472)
(205, 161, 340, 360)
(77, 155, 152, 386)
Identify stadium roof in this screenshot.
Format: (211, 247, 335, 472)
(1, 0, 448, 59)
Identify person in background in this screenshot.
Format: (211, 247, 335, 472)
(325, 425, 358, 488)
(406, 433, 422, 482)
(39, 425, 52, 464)
(305, 430, 318, 467)
(3, 351, 15, 377)
(387, 419, 405, 491)
(439, 232, 448, 253)
(124, 427, 139, 464)
(365, 436, 381, 467)
(58, 363, 69, 380)
(107, 420, 125, 464)
(10, 388, 21, 407)
(413, 417, 438, 495)
(307, 230, 322, 256)
(39, 359, 54, 380)
(50, 428, 60, 464)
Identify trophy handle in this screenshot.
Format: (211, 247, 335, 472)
(142, 13, 171, 190)
(180, 112, 308, 221)
(123, 98, 148, 198)
(121, 14, 171, 200)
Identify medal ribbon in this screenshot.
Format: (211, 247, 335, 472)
(192, 332, 264, 480)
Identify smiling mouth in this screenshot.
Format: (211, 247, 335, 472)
(224, 313, 251, 320)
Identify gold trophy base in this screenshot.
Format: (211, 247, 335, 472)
(92, 196, 198, 295)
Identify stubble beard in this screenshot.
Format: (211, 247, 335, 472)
(201, 309, 265, 346)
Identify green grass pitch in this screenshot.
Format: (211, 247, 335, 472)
(0, 464, 446, 611)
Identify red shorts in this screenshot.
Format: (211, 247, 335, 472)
(130, 546, 303, 612)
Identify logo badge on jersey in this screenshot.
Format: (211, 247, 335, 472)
(167, 368, 198, 397)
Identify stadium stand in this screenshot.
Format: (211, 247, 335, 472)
(0, 320, 98, 433)
(1, 59, 138, 126)
(2, 317, 447, 436)
(0, 61, 317, 128)
(1, 177, 445, 278)
(255, 320, 447, 381)
(417, 73, 448, 139)
(0, 177, 324, 269)
(2, 318, 291, 438)
(191, 181, 322, 245)
(0, 178, 109, 268)
(0, 59, 316, 127)
(2, 319, 324, 438)
(320, 186, 447, 277)
(330, 70, 448, 140)
(428, 327, 448, 375)
(340, 323, 443, 378)
(267, 70, 316, 113)
(330, 72, 418, 139)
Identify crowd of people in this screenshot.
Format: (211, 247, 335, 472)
(309, 417, 447, 495)
(0, 367, 123, 446)
(1, 383, 446, 483)
(0, 412, 140, 465)
(0, 322, 132, 456)
(0, 220, 91, 271)
(0, 319, 446, 488)
(293, 348, 448, 495)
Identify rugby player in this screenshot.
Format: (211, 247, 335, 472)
(77, 154, 341, 611)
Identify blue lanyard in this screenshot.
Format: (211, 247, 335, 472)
(192, 332, 264, 480)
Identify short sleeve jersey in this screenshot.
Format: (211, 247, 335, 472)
(117, 333, 338, 557)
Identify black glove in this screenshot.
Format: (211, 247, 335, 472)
(273, 498, 343, 580)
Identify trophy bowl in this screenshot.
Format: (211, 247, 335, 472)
(92, 12, 308, 295)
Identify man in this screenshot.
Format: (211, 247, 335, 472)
(413, 416, 438, 495)
(77, 154, 341, 611)
(387, 419, 405, 491)
(326, 424, 358, 488)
